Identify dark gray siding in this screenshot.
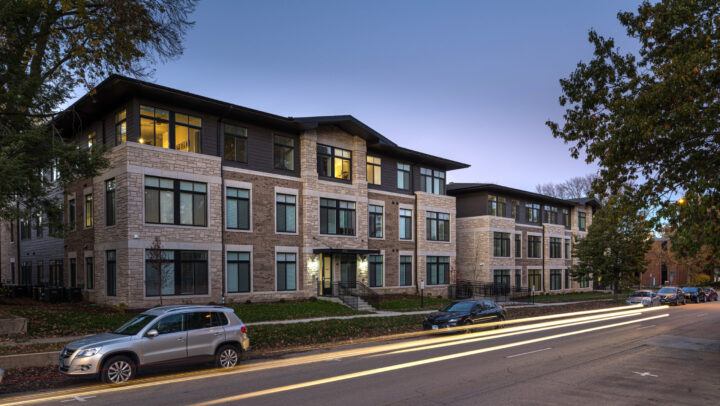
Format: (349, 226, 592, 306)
(221, 120, 300, 178)
(454, 189, 574, 228)
(366, 151, 413, 195)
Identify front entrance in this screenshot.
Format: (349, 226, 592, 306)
(340, 255, 356, 287)
(321, 255, 333, 296)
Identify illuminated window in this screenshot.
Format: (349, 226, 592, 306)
(115, 110, 127, 145)
(174, 113, 202, 153)
(87, 132, 96, 149)
(139, 105, 170, 148)
(367, 156, 381, 185)
(317, 144, 351, 180)
(84, 194, 93, 228)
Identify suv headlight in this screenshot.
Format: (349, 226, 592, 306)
(76, 347, 102, 358)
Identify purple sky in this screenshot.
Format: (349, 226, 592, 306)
(95, 1, 642, 191)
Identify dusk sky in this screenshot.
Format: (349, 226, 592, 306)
(96, 0, 641, 191)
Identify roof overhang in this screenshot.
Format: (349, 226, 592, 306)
(369, 143, 470, 171)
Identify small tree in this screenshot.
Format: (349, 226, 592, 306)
(571, 193, 653, 299)
(146, 237, 172, 305)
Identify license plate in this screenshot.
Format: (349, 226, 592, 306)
(432, 325, 439, 330)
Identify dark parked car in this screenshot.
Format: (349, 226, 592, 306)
(682, 287, 706, 303)
(704, 287, 718, 302)
(423, 300, 505, 331)
(657, 286, 686, 306)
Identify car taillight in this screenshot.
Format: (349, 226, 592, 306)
(241, 325, 247, 334)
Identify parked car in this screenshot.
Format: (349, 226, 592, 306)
(59, 305, 249, 384)
(626, 290, 660, 307)
(703, 287, 718, 302)
(657, 286, 686, 306)
(682, 287, 707, 303)
(423, 300, 505, 331)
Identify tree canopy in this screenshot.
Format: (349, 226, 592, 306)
(547, 0, 720, 260)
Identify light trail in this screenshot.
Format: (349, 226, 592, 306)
(194, 313, 669, 405)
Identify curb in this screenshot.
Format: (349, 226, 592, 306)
(0, 351, 59, 370)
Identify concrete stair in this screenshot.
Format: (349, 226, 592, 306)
(356, 297, 375, 312)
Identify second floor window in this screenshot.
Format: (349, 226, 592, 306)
(563, 208, 570, 226)
(511, 200, 520, 220)
(105, 179, 116, 226)
(174, 113, 202, 153)
(426, 212, 450, 241)
(20, 220, 31, 240)
(276, 194, 296, 233)
(145, 176, 207, 227)
(85, 194, 93, 228)
(224, 124, 247, 163)
(68, 199, 76, 231)
(367, 156, 381, 185)
(550, 237, 562, 258)
(493, 232, 510, 257)
(115, 109, 127, 145)
(369, 205, 383, 238)
(397, 163, 410, 190)
(579, 212, 587, 231)
(227, 188, 250, 230)
(515, 233, 521, 257)
(317, 144, 351, 180)
(140, 105, 170, 148)
(488, 195, 506, 217)
(565, 239, 571, 258)
(274, 135, 295, 171)
(420, 168, 445, 194)
(320, 198, 355, 235)
(399, 209, 412, 240)
(544, 206, 558, 224)
(528, 235, 542, 258)
(526, 203, 540, 223)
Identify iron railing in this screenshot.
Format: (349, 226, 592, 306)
(449, 280, 534, 304)
(317, 280, 379, 310)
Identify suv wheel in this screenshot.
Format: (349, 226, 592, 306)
(101, 355, 135, 384)
(216, 344, 240, 368)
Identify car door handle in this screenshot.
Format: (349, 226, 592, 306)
(177, 338, 185, 342)
(213, 332, 222, 336)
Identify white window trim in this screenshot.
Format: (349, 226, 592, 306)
(225, 180, 253, 233)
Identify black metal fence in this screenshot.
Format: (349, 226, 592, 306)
(1, 283, 83, 302)
(317, 281, 380, 310)
(449, 280, 535, 304)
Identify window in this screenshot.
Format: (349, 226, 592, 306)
(20, 220, 31, 240)
(420, 168, 445, 194)
(115, 110, 127, 145)
(274, 135, 295, 171)
(145, 176, 207, 227)
(145, 250, 208, 296)
(70, 258, 77, 288)
(10, 262, 15, 284)
(578, 212, 587, 231)
(550, 269, 562, 290)
(369, 205, 383, 238)
(226, 188, 250, 230)
(154, 314, 185, 335)
(276, 194, 296, 233)
(426, 212, 450, 242)
(399, 255, 413, 286)
(426, 256, 449, 285)
(399, 209, 412, 240)
(367, 156, 381, 185)
(397, 163, 411, 190)
(224, 124, 247, 163)
(105, 179, 116, 226)
(565, 269, 570, 289)
(493, 232, 510, 257)
(529, 269, 542, 291)
(488, 195, 506, 217)
(35, 214, 43, 238)
(277, 253, 296, 291)
(67, 199, 76, 231)
(139, 105, 170, 148)
(369, 255, 383, 287)
(565, 239, 570, 258)
(174, 113, 202, 153)
(550, 238, 562, 258)
(493, 270, 510, 287)
(84, 194, 93, 228)
(511, 200, 520, 220)
(563, 208, 570, 226)
(579, 276, 589, 288)
(10, 221, 14, 242)
(85, 257, 94, 290)
(106, 250, 116, 297)
(528, 235, 541, 258)
(320, 198, 356, 235)
(525, 203, 540, 223)
(515, 269, 521, 289)
(227, 252, 251, 293)
(544, 206, 558, 224)
(87, 131, 96, 149)
(187, 312, 223, 330)
(317, 144, 351, 180)
(515, 234, 521, 258)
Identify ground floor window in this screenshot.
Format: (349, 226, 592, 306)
(515, 270, 522, 291)
(399, 256, 413, 286)
(85, 257, 94, 290)
(426, 256, 449, 285)
(145, 250, 208, 296)
(564, 269, 570, 289)
(579, 276, 590, 288)
(277, 253, 296, 291)
(106, 251, 116, 296)
(70, 258, 77, 288)
(49, 259, 63, 287)
(528, 270, 542, 291)
(227, 252, 251, 293)
(369, 255, 383, 287)
(493, 270, 510, 286)
(550, 269, 562, 290)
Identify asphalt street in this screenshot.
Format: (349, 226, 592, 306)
(2, 302, 719, 406)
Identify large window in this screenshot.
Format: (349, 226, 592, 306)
(399, 209, 412, 240)
(317, 144, 351, 180)
(565, 269, 570, 290)
(276, 253, 296, 291)
(515, 270, 521, 289)
(515, 234, 521, 257)
(526, 203, 540, 223)
(420, 168, 445, 194)
(528, 235, 542, 258)
(35, 214, 43, 238)
(20, 220, 30, 240)
(399, 255, 413, 286)
(224, 124, 247, 163)
(426, 256, 449, 285)
(488, 195, 506, 217)
(106, 251, 116, 297)
(84, 194, 93, 228)
(369, 255, 383, 287)
(563, 209, 570, 226)
(145, 250, 208, 296)
(550, 238, 562, 258)
(366, 156, 381, 185)
(139, 105, 170, 148)
(544, 206, 558, 224)
(493, 232, 510, 257)
(227, 252, 251, 293)
(397, 163, 411, 190)
(105, 179, 116, 226)
(320, 198, 356, 235)
(174, 113, 202, 153)
(565, 239, 571, 258)
(528, 269, 542, 291)
(550, 269, 562, 290)
(493, 270, 510, 287)
(85, 257, 94, 290)
(276, 194, 296, 233)
(369, 205, 383, 238)
(579, 276, 589, 288)
(511, 200, 520, 220)
(274, 135, 295, 171)
(426, 212, 450, 242)
(578, 212, 587, 231)
(70, 258, 77, 287)
(68, 199, 76, 231)
(226, 188, 250, 230)
(115, 109, 127, 145)
(145, 176, 207, 227)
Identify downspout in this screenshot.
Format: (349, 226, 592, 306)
(16, 201, 21, 284)
(218, 117, 226, 304)
(542, 222, 545, 293)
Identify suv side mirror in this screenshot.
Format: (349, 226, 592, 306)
(146, 329, 159, 338)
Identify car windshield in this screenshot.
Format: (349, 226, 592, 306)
(658, 288, 675, 294)
(440, 302, 475, 312)
(631, 291, 652, 297)
(682, 287, 698, 292)
(113, 314, 157, 335)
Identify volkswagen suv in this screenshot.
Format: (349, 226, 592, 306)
(59, 305, 249, 383)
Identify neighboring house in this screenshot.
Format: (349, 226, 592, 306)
(642, 238, 689, 287)
(0, 220, 16, 284)
(6, 75, 468, 307)
(447, 183, 600, 293)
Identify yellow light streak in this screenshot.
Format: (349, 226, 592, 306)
(194, 313, 669, 405)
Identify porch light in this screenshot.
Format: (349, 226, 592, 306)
(307, 255, 320, 277)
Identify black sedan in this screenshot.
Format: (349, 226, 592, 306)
(657, 286, 686, 306)
(682, 287, 706, 303)
(423, 300, 505, 331)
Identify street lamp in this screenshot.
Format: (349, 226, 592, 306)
(677, 197, 686, 205)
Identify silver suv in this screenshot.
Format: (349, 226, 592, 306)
(59, 305, 250, 383)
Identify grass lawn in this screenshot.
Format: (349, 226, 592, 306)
(375, 297, 451, 312)
(531, 291, 630, 303)
(231, 300, 368, 323)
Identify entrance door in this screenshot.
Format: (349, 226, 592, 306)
(340, 255, 356, 287)
(322, 255, 333, 296)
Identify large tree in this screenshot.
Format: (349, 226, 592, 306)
(547, 0, 720, 261)
(571, 193, 653, 298)
(0, 0, 197, 228)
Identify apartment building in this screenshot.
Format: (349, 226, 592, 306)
(447, 183, 599, 293)
(0, 75, 468, 307)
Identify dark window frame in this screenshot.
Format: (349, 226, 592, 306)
(528, 269, 542, 291)
(578, 212, 587, 231)
(550, 237, 562, 258)
(399, 255, 413, 286)
(369, 204, 383, 238)
(493, 232, 511, 257)
(226, 187, 250, 230)
(144, 176, 207, 227)
(115, 109, 127, 146)
(227, 251, 251, 293)
(397, 163, 411, 190)
(564, 239, 571, 258)
(543, 205, 558, 224)
(320, 198, 356, 236)
(426, 256, 449, 285)
(223, 124, 248, 163)
(84, 194, 93, 228)
(85, 257, 94, 290)
(426, 211, 450, 242)
(366, 155, 381, 185)
(276, 252, 297, 291)
(273, 135, 295, 171)
(515, 233, 521, 258)
(420, 168, 445, 195)
(106, 250, 116, 297)
(105, 179, 116, 226)
(68, 199, 76, 231)
(139, 105, 170, 148)
(317, 144, 351, 181)
(528, 235, 542, 258)
(488, 195, 507, 217)
(369, 255, 383, 287)
(276, 193, 297, 233)
(550, 269, 562, 290)
(399, 209, 412, 240)
(144, 250, 209, 296)
(174, 113, 202, 153)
